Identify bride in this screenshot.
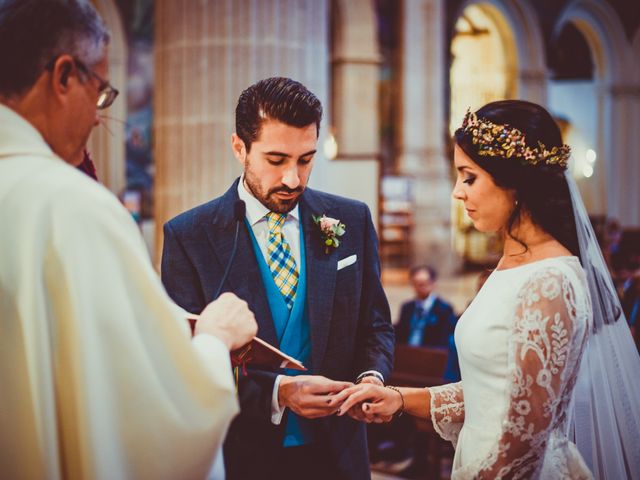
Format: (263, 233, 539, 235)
(330, 100, 640, 479)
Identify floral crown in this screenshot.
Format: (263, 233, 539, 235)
(457, 109, 571, 169)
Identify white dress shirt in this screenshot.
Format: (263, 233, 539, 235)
(420, 293, 437, 314)
(237, 178, 298, 424)
(237, 177, 301, 268)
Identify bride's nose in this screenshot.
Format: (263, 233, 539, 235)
(452, 182, 466, 201)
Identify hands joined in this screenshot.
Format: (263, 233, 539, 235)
(278, 375, 403, 423)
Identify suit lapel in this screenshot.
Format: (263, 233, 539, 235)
(204, 179, 279, 348)
(300, 190, 339, 372)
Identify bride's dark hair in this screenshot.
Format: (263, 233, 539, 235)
(455, 99, 579, 257)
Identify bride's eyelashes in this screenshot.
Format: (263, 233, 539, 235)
(463, 175, 476, 185)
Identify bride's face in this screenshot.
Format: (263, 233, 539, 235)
(452, 144, 516, 233)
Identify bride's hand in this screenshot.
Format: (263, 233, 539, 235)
(327, 383, 402, 423)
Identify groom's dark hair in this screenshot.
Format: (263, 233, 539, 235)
(235, 77, 323, 152)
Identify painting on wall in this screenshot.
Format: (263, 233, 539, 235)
(116, 0, 154, 222)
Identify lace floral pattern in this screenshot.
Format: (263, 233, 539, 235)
(430, 382, 464, 447)
(431, 264, 591, 479)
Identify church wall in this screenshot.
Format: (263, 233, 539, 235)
(548, 80, 602, 214)
(154, 0, 330, 261)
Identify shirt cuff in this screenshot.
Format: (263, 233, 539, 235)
(356, 370, 384, 384)
(271, 374, 286, 425)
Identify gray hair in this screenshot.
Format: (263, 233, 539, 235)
(0, 0, 110, 96)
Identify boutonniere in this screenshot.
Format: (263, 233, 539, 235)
(312, 214, 346, 254)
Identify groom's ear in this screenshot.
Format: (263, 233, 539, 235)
(231, 133, 246, 165)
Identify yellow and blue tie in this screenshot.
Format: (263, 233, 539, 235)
(266, 212, 299, 309)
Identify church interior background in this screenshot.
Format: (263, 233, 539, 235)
(86, 0, 639, 478)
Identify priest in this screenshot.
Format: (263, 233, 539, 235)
(0, 1, 257, 478)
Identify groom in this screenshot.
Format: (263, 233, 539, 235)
(161, 77, 394, 479)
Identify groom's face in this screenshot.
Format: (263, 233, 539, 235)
(233, 119, 317, 213)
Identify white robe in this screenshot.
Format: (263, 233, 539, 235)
(0, 104, 238, 479)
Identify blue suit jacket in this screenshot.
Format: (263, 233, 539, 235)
(395, 297, 456, 348)
(161, 179, 394, 479)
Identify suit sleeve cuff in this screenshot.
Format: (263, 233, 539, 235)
(271, 374, 286, 424)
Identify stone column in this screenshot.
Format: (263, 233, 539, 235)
(519, 70, 547, 105)
(88, 0, 127, 194)
(329, 0, 381, 221)
(631, 32, 640, 227)
(606, 84, 640, 226)
(398, 0, 459, 274)
(154, 0, 330, 260)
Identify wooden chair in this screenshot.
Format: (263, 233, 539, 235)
(388, 345, 455, 479)
(390, 345, 449, 387)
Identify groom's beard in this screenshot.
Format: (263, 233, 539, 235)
(244, 168, 306, 214)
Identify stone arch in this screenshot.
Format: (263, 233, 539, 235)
(454, 0, 547, 104)
(448, 0, 547, 267)
(555, 0, 630, 84)
(555, 0, 638, 225)
(88, 0, 127, 195)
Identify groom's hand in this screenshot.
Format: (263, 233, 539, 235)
(278, 375, 352, 419)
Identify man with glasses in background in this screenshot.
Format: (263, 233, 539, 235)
(0, 1, 257, 478)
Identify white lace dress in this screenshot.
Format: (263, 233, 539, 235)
(429, 256, 594, 479)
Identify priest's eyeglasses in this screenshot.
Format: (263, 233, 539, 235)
(45, 57, 119, 110)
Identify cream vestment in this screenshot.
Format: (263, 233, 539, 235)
(0, 104, 238, 479)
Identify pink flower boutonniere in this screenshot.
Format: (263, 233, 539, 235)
(313, 214, 346, 254)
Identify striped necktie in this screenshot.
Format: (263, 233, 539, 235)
(265, 212, 299, 309)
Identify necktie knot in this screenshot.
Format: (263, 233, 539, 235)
(266, 212, 286, 235)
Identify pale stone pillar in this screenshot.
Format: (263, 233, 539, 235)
(398, 0, 459, 275)
(88, 0, 127, 194)
(329, 0, 381, 222)
(154, 0, 330, 259)
(606, 84, 640, 226)
(519, 70, 547, 105)
(629, 32, 640, 227)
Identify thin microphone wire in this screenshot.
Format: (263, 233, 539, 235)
(214, 220, 241, 299)
(213, 200, 246, 299)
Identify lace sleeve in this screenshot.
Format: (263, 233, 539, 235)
(428, 382, 464, 447)
(455, 267, 586, 479)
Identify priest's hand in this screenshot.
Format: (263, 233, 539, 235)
(278, 375, 352, 419)
(196, 292, 258, 350)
